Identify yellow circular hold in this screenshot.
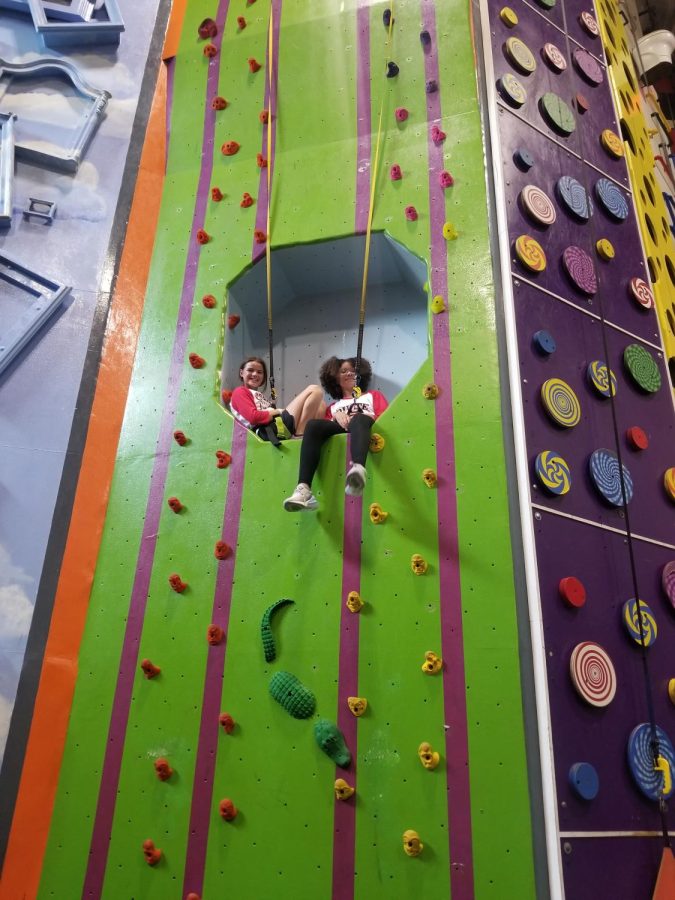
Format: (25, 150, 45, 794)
(443, 222, 458, 241)
(500, 6, 519, 26)
(669, 679, 675, 706)
(601, 128, 624, 158)
(431, 295, 446, 314)
(596, 238, 615, 260)
(664, 467, 675, 502)
(515, 234, 546, 272)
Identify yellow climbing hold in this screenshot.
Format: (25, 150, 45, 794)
(347, 696, 368, 716)
(422, 468, 437, 487)
(443, 222, 458, 240)
(369, 502, 388, 524)
(369, 432, 385, 452)
(403, 830, 424, 857)
(668, 679, 675, 705)
(411, 554, 428, 575)
(500, 6, 519, 27)
(596, 238, 615, 260)
(346, 591, 364, 613)
(422, 650, 443, 674)
(334, 778, 355, 801)
(431, 295, 446, 314)
(601, 128, 624, 158)
(423, 383, 439, 399)
(418, 741, 441, 769)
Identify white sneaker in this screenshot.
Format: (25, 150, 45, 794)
(345, 463, 367, 496)
(283, 483, 318, 511)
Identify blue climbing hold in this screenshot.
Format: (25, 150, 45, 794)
(514, 147, 535, 170)
(420, 29, 431, 45)
(533, 330, 556, 355)
(426, 79, 438, 93)
(386, 61, 399, 78)
(383, 8, 393, 26)
(568, 762, 599, 800)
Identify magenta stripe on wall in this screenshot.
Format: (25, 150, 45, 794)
(81, 4, 230, 897)
(421, 1, 475, 897)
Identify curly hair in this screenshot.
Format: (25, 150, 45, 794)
(238, 356, 268, 390)
(319, 356, 372, 400)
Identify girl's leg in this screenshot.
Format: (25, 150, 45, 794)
(285, 385, 326, 435)
(347, 414, 374, 467)
(298, 419, 344, 486)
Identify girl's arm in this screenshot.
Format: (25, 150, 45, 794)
(230, 386, 275, 427)
(372, 391, 389, 418)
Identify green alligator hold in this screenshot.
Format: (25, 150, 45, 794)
(261, 598, 294, 662)
(269, 671, 316, 719)
(314, 718, 351, 767)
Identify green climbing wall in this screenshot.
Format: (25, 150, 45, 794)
(37, 1, 537, 898)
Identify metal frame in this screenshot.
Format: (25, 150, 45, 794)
(0, 251, 70, 376)
(23, 197, 57, 224)
(0, 112, 15, 226)
(27, 0, 124, 47)
(0, 57, 111, 173)
(0, 0, 95, 20)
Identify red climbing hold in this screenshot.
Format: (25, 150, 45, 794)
(221, 141, 240, 156)
(216, 450, 232, 469)
(248, 57, 261, 72)
(169, 573, 188, 593)
(221, 389, 233, 403)
(558, 576, 586, 608)
(212, 96, 227, 110)
(256, 153, 268, 168)
(627, 426, 649, 450)
(431, 125, 446, 143)
(208, 624, 225, 645)
(198, 18, 217, 39)
(215, 540, 232, 560)
(203, 43, 217, 58)
(237, 15, 246, 29)
(196, 229, 210, 245)
(254, 229, 267, 244)
(395, 107, 408, 122)
(173, 430, 188, 446)
(189, 352, 205, 368)
(390, 164, 402, 181)
(219, 798, 238, 820)
(228, 315, 241, 330)
(167, 496, 183, 513)
(154, 758, 173, 781)
(202, 293, 217, 308)
(140, 659, 161, 679)
(211, 187, 223, 202)
(439, 170, 454, 188)
(405, 206, 418, 221)
(142, 839, 162, 865)
(240, 192, 254, 208)
(259, 109, 269, 123)
(219, 712, 235, 733)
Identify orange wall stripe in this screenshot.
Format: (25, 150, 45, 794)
(163, 0, 188, 60)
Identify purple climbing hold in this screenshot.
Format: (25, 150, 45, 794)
(426, 79, 438, 94)
(420, 29, 431, 46)
(386, 61, 399, 78)
(383, 8, 393, 26)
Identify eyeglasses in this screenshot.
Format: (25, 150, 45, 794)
(339, 369, 356, 376)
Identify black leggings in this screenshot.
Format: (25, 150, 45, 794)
(298, 414, 374, 486)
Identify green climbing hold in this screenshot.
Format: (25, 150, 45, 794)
(261, 598, 294, 662)
(314, 719, 351, 768)
(269, 671, 316, 719)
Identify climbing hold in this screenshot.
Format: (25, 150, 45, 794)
(142, 839, 162, 866)
(498, 73, 526, 107)
(520, 185, 556, 227)
(219, 798, 238, 821)
(422, 650, 442, 673)
(587, 360, 616, 398)
(499, 6, 519, 26)
(665, 468, 675, 502)
(269, 671, 316, 718)
(575, 92, 590, 113)
(173, 429, 188, 446)
(219, 712, 235, 733)
(422, 383, 439, 399)
(559, 576, 586, 608)
(256, 152, 268, 168)
(216, 450, 232, 469)
(254, 229, 267, 244)
(154, 758, 173, 781)
(390, 164, 402, 181)
(261, 598, 294, 662)
(186, 895, 200, 900)
(211, 187, 223, 201)
(221, 389, 232, 404)
(418, 742, 441, 769)
(443, 222, 458, 240)
(346, 590, 364, 612)
(169, 573, 187, 593)
(211, 96, 227, 110)
(259, 108, 269, 123)
(626, 426, 648, 450)
(431, 295, 446, 313)
(202, 293, 217, 308)
(227, 314, 240, 330)
(167, 496, 183, 513)
(369, 432, 385, 452)
(395, 107, 408, 122)
(382, 8, 393, 26)
(431, 125, 446, 143)
(595, 238, 614, 261)
(514, 147, 534, 170)
(221, 141, 240, 156)
(420, 29, 431, 46)
(189, 352, 205, 368)
(207, 624, 225, 646)
(214, 540, 231, 560)
(411, 554, 428, 575)
(405, 206, 418, 221)
(628, 277, 654, 310)
(240, 192, 254, 207)
(335, 778, 355, 800)
(248, 58, 261, 72)
(196, 229, 210, 245)
(439, 170, 454, 188)
(237, 15, 246, 29)
(623, 598, 657, 646)
(425, 79, 438, 93)
(422, 468, 437, 488)
(505, 37, 537, 74)
(533, 330, 556, 355)
(542, 42, 567, 72)
(203, 43, 217, 58)
(540, 92, 576, 136)
(624, 343, 661, 393)
(141, 659, 161, 679)
(314, 719, 351, 767)
(369, 502, 388, 524)
(535, 450, 572, 495)
(198, 18, 217, 39)
(347, 696, 368, 716)
(386, 62, 399, 78)
(403, 830, 423, 857)
(669, 680, 675, 705)
(514, 234, 546, 272)
(579, 11, 599, 36)
(569, 762, 599, 800)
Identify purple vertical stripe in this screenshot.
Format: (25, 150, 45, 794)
(354, 3, 372, 234)
(182, 423, 248, 897)
(81, 4, 230, 897)
(421, 1, 475, 897)
(252, 0, 282, 262)
(165, 57, 175, 175)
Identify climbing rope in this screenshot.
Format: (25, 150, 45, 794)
(265, 2, 276, 402)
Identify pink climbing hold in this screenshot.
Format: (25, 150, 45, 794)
(439, 170, 454, 188)
(405, 206, 418, 221)
(395, 107, 408, 122)
(431, 125, 446, 144)
(390, 164, 402, 181)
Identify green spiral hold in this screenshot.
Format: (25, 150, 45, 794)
(261, 598, 294, 662)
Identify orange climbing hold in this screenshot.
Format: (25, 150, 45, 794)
(219, 712, 235, 733)
(202, 293, 217, 308)
(196, 228, 210, 245)
(168, 573, 187, 593)
(259, 109, 269, 123)
(219, 798, 238, 820)
(140, 659, 161, 679)
(256, 153, 267, 168)
(212, 96, 227, 110)
(207, 624, 225, 645)
(189, 352, 205, 368)
(221, 389, 233, 403)
(142, 839, 162, 865)
(154, 758, 173, 781)
(221, 140, 240, 156)
(216, 450, 232, 469)
(203, 43, 217, 58)
(211, 187, 223, 201)
(237, 15, 246, 28)
(167, 496, 183, 513)
(215, 540, 232, 559)
(248, 57, 261, 72)
(173, 429, 188, 446)
(254, 229, 267, 244)
(228, 315, 240, 330)
(240, 192, 254, 208)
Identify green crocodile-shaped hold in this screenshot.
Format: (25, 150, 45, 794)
(269, 671, 316, 719)
(261, 598, 294, 662)
(314, 718, 351, 767)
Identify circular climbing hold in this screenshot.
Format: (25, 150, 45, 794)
(533, 329, 556, 354)
(627, 724, 675, 800)
(535, 0, 556, 9)
(500, 6, 519, 27)
(563, 246, 597, 295)
(579, 11, 599, 36)
(498, 73, 527, 107)
(601, 128, 624, 158)
(623, 343, 661, 392)
(542, 42, 567, 72)
(535, 450, 571, 495)
(514, 147, 535, 169)
(570, 641, 616, 706)
(595, 177, 629, 220)
(587, 361, 616, 398)
(505, 37, 537, 74)
(386, 61, 399, 78)
(576, 92, 590, 113)
(395, 107, 408, 121)
(596, 238, 615, 260)
(369, 432, 385, 452)
(540, 92, 576, 135)
(589, 449, 634, 505)
(443, 222, 458, 240)
(623, 598, 657, 646)
(221, 140, 240, 156)
(665, 468, 675, 502)
(569, 763, 600, 800)
(556, 175, 593, 221)
(515, 234, 546, 272)
(628, 277, 654, 309)
(559, 576, 587, 608)
(626, 426, 649, 450)
(573, 48, 604, 85)
(520, 184, 557, 226)
(662, 561, 675, 608)
(431, 295, 446, 313)
(541, 378, 581, 427)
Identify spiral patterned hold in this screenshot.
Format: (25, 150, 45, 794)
(587, 360, 617, 397)
(595, 177, 629, 221)
(589, 448, 634, 506)
(622, 598, 657, 647)
(569, 641, 617, 707)
(563, 245, 597, 295)
(601, 128, 624, 158)
(662, 561, 675, 608)
(629, 277, 654, 309)
(541, 378, 581, 427)
(515, 234, 547, 272)
(542, 42, 567, 71)
(520, 184, 557, 226)
(557, 175, 593, 221)
(505, 37, 537, 74)
(623, 343, 661, 393)
(499, 73, 527, 107)
(535, 450, 572, 495)
(579, 11, 599, 36)
(627, 724, 675, 800)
